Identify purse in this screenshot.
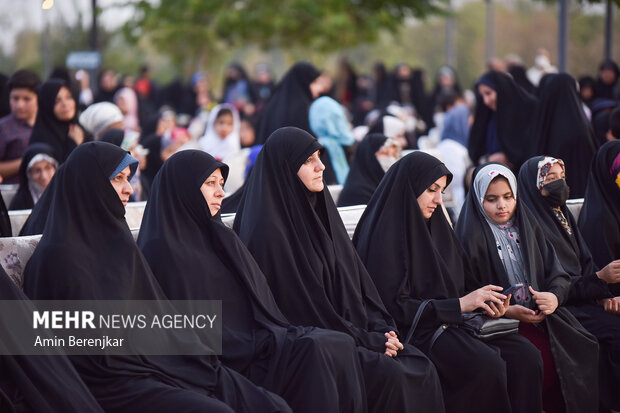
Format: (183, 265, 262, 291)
(405, 300, 519, 348)
(459, 312, 519, 341)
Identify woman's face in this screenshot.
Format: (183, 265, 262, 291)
(110, 165, 134, 207)
(297, 150, 325, 192)
(200, 168, 226, 216)
(482, 177, 516, 225)
(28, 160, 56, 190)
(416, 175, 447, 219)
(540, 163, 565, 193)
(54, 86, 76, 122)
(477, 84, 497, 111)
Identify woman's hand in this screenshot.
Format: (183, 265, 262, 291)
(488, 294, 511, 318)
(602, 297, 620, 315)
(529, 286, 558, 315)
(68, 124, 85, 146)
(505, 304, 546, 323)
(384, 331, 404, 357)
(596, 260, 620, 284)
(459, 285, 506, 316)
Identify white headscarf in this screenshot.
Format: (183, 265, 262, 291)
(198, 103, 240, 161)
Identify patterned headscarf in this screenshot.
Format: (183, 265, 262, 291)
(536, 156, 565, 190)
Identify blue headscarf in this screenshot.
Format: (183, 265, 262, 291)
(309, 96, 355, 184)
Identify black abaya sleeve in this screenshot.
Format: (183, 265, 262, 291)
(539, 236, 571, 305)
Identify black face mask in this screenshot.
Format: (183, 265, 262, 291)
(542, 179, 570, 207)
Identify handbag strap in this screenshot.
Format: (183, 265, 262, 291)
(404, 299, 431, 344)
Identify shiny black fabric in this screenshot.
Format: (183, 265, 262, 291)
(579, 140, 620, 271)
(234, 127, 445, 413)
(22, 141, 290, 413)
(28, 79, 77, 163)
(9, 143, 57, 211)
(456, 163, 600, 413)
(468, 71, 538, 169)
(0, 266, 103, 413)
(254, 62, 321, 144)
(337, 133, 387, 207)
(519, 156, 620, 411)
(532, 74, 599, 197)
(137, 150, 366, 413)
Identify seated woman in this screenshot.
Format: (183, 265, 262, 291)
(455, 162, 599, 413)
(518, 156, 620, 411)
(29, 78, 83, 163)
(137, 150, 365, 413)
(23, 141, 290, 413)
(0, 266, 102, 413)
(579, 140, 620, 271)
(353, 152, 542, 413)
(337, 133, 400, 207)
(9, 143, 58, 210)
(234, 127, 444, 413)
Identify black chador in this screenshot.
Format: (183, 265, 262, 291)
(23, 141, 290, 413)
(234, 127, 444, 413)
(579, 140, 620, 270)
(337, 133, 388, 207)
(456, 162, 599, 413)
(353, 152, 543, 413)
(518, 155, 620, 411)
(137, 150, 366, 413)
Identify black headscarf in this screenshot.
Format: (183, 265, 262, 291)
(28, 78, 77, 163)
(594, 59, 620, 101)
(337, 133, 387, 207)
(578, 140, 620, 271)
(0, 266, 103, 413)
(517, 156, 612, 303)
(234, 127, 396, 351)
(254, 62, 321, 144)
(532, 73, 598, 198)
(508, 65, 535, 95)
(9, 143, 58, 211)
(138, 150, 289, 373)
(22, 141, 289, 412)
(468, 71, 538, 170)
(353, 152, 464, 335)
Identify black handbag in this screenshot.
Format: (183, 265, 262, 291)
(405, 300, 519, 348)
(459, 312, 520, 341)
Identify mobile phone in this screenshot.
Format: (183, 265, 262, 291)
(502, 283, 524, 296)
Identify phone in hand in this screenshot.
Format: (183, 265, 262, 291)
(502, 283, 524, 296)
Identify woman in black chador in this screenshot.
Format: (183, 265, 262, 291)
(353, 152, 543, 413)
(137, 149, 366, 413)
(22, 141, 290, 413)
(531, 73, 599, 198)
(0, 266, 103, 412)
(518, 155, 620, 412)
(337, 133, 392, 207)
(254, 62, 325, 144)
(455, 162, 599, 413)
(468, 71, 538, 171)
(234, 127, 444, 413)
(29, 78, 83, 163)
(579, 140, 620, 270)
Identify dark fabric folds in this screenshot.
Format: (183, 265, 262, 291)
(532, 74, 599, 197)
(254, 62, 321, 144)
(468, 71, 538, 170)
(337, 133, 387, 207)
